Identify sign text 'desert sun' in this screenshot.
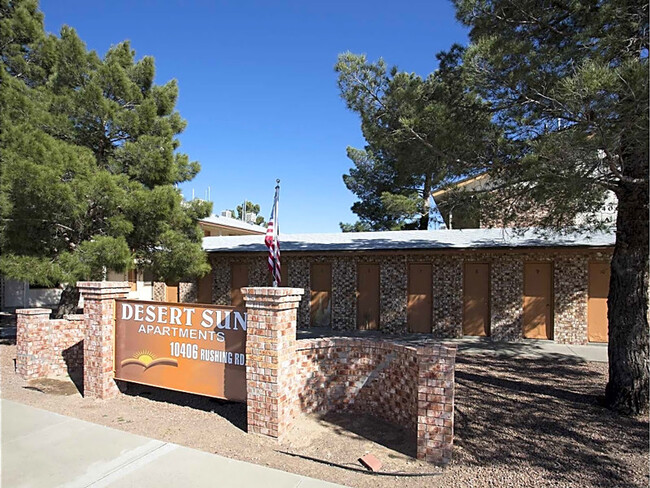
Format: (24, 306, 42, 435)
(114, 300, 247, 401)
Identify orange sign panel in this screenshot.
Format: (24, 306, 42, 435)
(114, 300, 247, 402)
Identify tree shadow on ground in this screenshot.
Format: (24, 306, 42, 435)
(120, 382, 247, 432)
(453, 355, 648, 487)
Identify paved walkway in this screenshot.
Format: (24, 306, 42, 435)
(443, 336, 608, 362)
(298, 329, 608, 362)
(1, 399, 347, 488)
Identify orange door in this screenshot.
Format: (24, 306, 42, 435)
(357, 264, 380, 330)
(310, 264, 332, 327)
(230, 264, 248, 308)
(463, 263, 490, 336)
(588, 262, 610, 343)
(408, 264, 432, 333)
(523, 263, 553, 339)
(197, 271, 214, 304)
(165, 283, 178, 303)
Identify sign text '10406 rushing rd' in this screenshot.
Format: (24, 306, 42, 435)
(114, 300, 247, 402)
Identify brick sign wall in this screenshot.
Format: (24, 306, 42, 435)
(16, 283, 458, 465)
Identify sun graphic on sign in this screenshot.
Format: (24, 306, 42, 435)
(133, 350, 156, 365)
(120, 350, 178, 370)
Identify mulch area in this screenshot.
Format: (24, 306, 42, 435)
(1, 340, 647, 487)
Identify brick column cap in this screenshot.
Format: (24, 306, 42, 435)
(241, 287, 304, 309)
(241, 286, 304, 298)
(15, 308, 51, 316)
(77, 281, 131, 298)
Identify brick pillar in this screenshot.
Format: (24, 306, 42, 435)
(416, 344, 457, 465)
(242, 287, 304, 438)
(77, 281, 130, 399)
(16, 308, 52, 379)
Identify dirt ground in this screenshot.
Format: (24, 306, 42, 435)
(1, 341, 647, 487)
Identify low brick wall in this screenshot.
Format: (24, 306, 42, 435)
(49, 314, 84, 375)
(16, 282, 130, 400)
(242, 286, 458, 465)
(291, 337, 456, 463)
(294, 338, 419, 429)
(16, 309, 84, 379)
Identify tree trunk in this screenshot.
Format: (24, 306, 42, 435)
(54, 285, 80, 319)
(419, 173, 432, 230)
(605, 178, 649, 414)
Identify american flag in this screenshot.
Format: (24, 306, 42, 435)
(265, 181, 281, 286)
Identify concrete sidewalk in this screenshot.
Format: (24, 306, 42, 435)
(1, 399, 347, 488)
(298, 328, 608, 362)
(444, 337, 608, 362)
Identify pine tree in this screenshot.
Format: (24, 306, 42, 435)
(335, 47, 499, 231)
(0, 0, 211, 316)
(454, 0, 648, 413)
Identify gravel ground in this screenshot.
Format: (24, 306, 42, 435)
(1, 341, 647, 487)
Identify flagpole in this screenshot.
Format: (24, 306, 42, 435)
(273, 179, 280, 287)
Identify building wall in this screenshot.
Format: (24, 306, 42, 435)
(2, 279, 63, 310)
(107, 270, 154, 301)
(206, 248, 612, 344)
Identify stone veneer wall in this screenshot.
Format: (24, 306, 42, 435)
(178, 281, 198, 303)
(553, 255, 589, 344)
(332, 258, 356, 330)
(211, 248, 612, 344)
(379, 256, 409, 333)
(432, 256, 463, 337)
(491, 257, 524, 341)
(211, 255, 231, 306)
(152, 282, 165, 302)
(288, 258, 310, 327)
(248, 259, 268, 288)
(16, 310, 85, 379)
(151, 281, 199, 303)
(210, 255, 268, 306)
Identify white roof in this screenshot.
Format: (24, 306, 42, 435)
(203, 228, 615, 253)
(199, 215, 266, 234)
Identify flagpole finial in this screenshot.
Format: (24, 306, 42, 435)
(276, 179, 280, 185)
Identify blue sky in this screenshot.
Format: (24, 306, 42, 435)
(40, 1, 468, 233)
